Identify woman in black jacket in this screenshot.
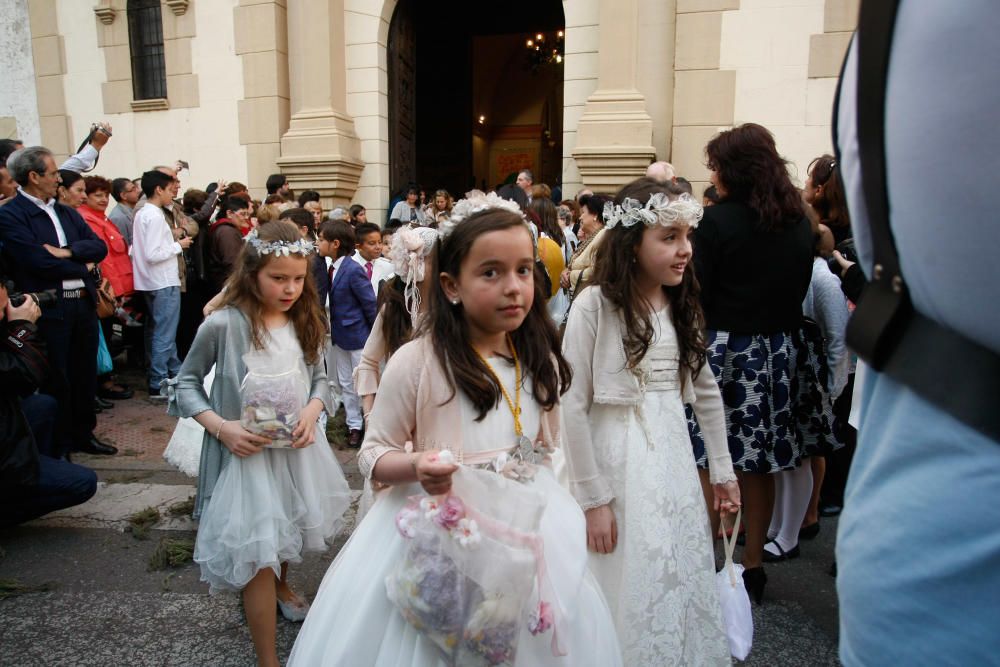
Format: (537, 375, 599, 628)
(688, 124, 814, 602)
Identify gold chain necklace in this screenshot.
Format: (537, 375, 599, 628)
(472, 334, 529, 449)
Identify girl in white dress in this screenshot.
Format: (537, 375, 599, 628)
(561, 179, 741, 666)
(289, 195, 622, 666)
(169, 221, 352, 667)
(353, 226, 438, 518)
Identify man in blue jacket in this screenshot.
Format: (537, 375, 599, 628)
(0, 146, 117, 456)
(317, 220, 376, 447)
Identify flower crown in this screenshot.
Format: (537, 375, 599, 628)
(387, 226, 439, 322)
(438, 190, 527, 239)
(246, 230, 315, 257)
(603, 192, 704, 230)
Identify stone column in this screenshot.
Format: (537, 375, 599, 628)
(276, 0, 364, 207)
(571, 0, 656, 194)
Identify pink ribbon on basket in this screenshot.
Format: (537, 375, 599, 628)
(462, 502, 568, 657)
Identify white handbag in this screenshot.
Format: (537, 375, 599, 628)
(715, 508, 753, 660)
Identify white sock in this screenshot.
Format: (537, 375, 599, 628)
(770, 464, 813, 553)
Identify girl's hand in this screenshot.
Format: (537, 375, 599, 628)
(713, 480, 742, 514)
(559, 269, 571, 290)
(585, 504, 617, 554)
(290, 401, 324, 448)
(415, 450, 458, 496)
(218, 421, 270, 457)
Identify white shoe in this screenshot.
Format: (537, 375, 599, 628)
(277, 596, 310, 622)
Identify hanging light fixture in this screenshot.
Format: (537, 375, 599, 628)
(525, 29, 565, 72)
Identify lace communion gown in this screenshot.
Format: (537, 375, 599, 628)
(163, 367, 215, 477)
(288, 362, 622, 666)
(193, 325, 352, 592)
(587, 310, 730, 666)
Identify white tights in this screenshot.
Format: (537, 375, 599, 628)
(765, 463, 813, 555)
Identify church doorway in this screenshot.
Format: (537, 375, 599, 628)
(388, 0, 565, 202)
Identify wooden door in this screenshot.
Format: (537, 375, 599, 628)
(388, 0, 416, 196)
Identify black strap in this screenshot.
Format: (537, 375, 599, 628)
(848, 0, 1000, 442)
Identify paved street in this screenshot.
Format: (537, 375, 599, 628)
(0, 383, 843, 666)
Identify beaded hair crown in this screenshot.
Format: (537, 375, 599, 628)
(602, 192, 704, 230)
(246, 229, 315, 256)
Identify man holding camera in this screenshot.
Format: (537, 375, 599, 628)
(0, 265, 98, 526)
(0, 146, 117, 457)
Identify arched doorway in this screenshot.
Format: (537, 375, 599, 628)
(388, 0, 565, 202)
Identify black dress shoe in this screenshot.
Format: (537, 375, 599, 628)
(347, 429, 363, 449)
(742, 566, 767, 605)
(98, 385, 134, 400)
(762, 540, 800, 562)
(77, 437, 118, 456)
(799, 521, 821, 540)
(95, 396, 114, 410)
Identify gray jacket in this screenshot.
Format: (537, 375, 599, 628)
(166, 307, 331, 519)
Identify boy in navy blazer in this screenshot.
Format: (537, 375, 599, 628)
(317, 220, 376, 447)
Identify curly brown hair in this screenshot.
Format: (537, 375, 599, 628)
(427, 208, 571, 421)
(220, 220, 326, 365)
(590, 177, 706, 386)
(706, 123, 805, 232)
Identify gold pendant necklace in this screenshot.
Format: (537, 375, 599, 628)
(472, 334, 533, 453)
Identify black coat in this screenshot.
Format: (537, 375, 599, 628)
(0, 319, 49, 486)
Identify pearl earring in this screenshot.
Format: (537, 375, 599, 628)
(451, 299, 460, 305)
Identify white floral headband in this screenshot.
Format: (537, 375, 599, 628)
(603, 192, 704, 229)
(388, 226, 439, 321)
(438, 190, 528, 239)
(246, 230, 315, 256)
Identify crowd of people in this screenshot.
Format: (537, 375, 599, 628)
(0, 121, 859, 666)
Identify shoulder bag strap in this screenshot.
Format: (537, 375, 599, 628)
(848, 0, 1000, 442)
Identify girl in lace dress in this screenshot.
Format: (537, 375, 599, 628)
(289, 196, 622, 666)
(168, 221, 352, 667)
(561, 178, 741, 666)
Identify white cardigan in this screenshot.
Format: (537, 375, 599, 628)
(561, 286, 736, 510)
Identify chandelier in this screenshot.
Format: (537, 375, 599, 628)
(525, 30, 564, 71)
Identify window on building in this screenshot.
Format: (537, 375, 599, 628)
(127, 0, 167, 100)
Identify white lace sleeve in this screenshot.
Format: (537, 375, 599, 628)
(560, 290, 615, 510)
(691, 361, 737, 484)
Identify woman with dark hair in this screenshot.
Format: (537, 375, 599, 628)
(79, 175, 135, 403)
(803, 155, 851, 245)
(558, 193, 609, 321)
(349, 204, 367, 227)
(688, 123, 813, 603)
(388, 185, 427, 225)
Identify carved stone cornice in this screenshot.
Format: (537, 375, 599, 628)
(93, 3, 115, 24)
(164, 0, 190, 16)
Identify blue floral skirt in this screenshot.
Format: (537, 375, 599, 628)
(793, 318, 846, 458)
(688, 330, 802, 473)
(688, 326, 846, 473)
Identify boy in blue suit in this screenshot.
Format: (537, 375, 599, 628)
(317, 221, 376, 447)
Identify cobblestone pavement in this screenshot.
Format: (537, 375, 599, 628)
(0, 378, 843, 666)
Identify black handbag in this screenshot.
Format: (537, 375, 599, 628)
(840, 0, 1000, 442)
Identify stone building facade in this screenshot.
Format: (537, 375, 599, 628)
(0, 0, 857, 223)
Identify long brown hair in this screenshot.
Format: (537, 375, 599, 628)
(806, 154, 850, 231)
(706, 123, 804, 231)
(378, 276, 413, 358)
(427, 208, 571, 420)
(590, 177, 706, 384)
(220, 220, 326, 365)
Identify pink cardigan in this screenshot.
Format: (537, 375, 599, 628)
(358, 335, 562, 488)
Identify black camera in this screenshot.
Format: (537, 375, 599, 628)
(5, 281, 58, 309)
(827, 238, 859, 277)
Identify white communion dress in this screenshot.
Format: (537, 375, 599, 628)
(163, 367, 214, 477)
(586, 309, 730, 665)
(192, 324, 352, 592)
(288, 361, 623, 666)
